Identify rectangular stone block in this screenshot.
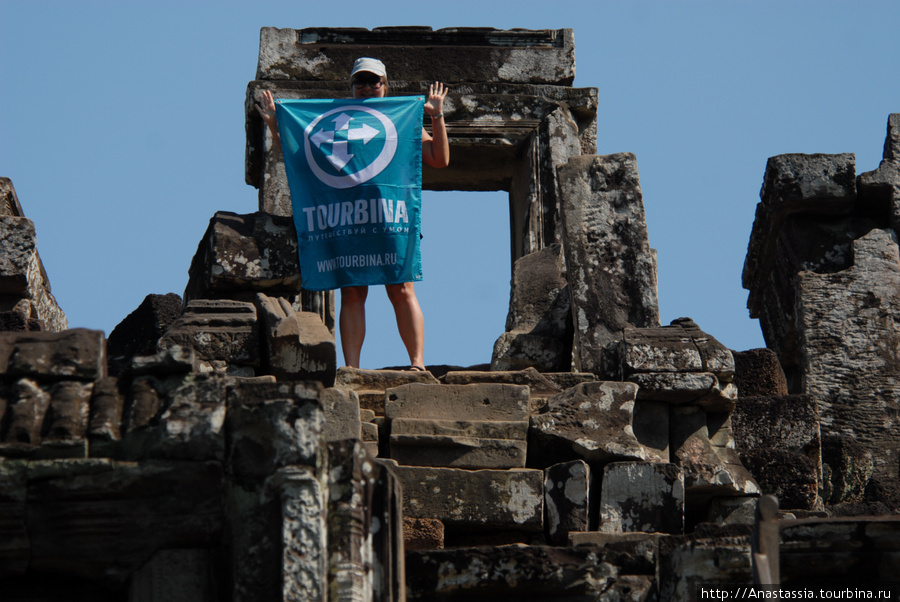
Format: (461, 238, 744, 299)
(385, 383, 529, 422)
(0, 329, 105, 381)
(390, 433, 527, 469)
(388, 463, 543, 531)
(256, 27, 575, 85)
(225, 381, 326, 480)
(557, 154, 660, 376)
(544, 460, 590, 545)
(320, 388, 361, 442)
(599, 462, 684, 534)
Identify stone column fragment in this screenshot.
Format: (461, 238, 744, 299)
(557, 153, 660, 376)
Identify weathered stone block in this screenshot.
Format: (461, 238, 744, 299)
(335, 366, 439, 391)
(0, 329, 105, 381)
(671, 405, 760, 500)
(256, 27, 575, 85)
(87, 377, 123, 453)
(0, 216, 67, 332)
(557, 153, 660, 376)
(742, 153, 859, 367)
(385, 383, 529, 422)
(255, 293, 335, 385)
(2, 378, 50, 447)
(183, 211, 301, 303)
(731, 394, 821, 486)
(139, 374, 228, 461)
(0, 460, 29, 574)
(25, 459, 224, 581)
(657, 533, 752, 600)
(599, 462, 684, 534)
(707, 496, 759, 526)
(403, 516, 444, 551)
(491, 332, 571, 373)
(44, 380, 93, 441)
(529, 381, 668, 468)
(326, 439, 378, 602)
(629, 372, 737, 411)
(406, 542, 654, 600)
(389, 418, 527, 469)
(740, 449, 818, 510)
(796, 228, 900, 478)
(225, 380, 325, 481)
(620, 318, 734, 379)
(821, 434, 874, 506)
(106, 293, 183, 376)
(387, 463, 543, 531)
(129, 549, 215, 602)
(321, 387, 361, 442)
(492, 244, 572, 372)
(859, 114, 900, 231)
(732, 348, 788, 398)
(159, 299, 259, 371)
(544, 460, 590, 545)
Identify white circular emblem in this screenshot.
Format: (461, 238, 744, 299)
(303, 104, 398, 190)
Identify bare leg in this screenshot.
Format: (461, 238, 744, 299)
(385, 282, 425, 368)
(339, 286, 368, 368)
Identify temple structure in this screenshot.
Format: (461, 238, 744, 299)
(1, 27, 899, 601)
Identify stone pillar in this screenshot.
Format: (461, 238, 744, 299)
(796, 228, 900, 478)
(557, 153, 660, 377)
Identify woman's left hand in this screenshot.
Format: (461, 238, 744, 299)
(424, 82, 448, 117)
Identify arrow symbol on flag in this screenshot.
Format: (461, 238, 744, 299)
(311, 113, 380, 171)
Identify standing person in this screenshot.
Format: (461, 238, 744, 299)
(255, 57, 449, 371)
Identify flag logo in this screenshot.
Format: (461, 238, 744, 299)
(304, 105, 399, 189)
(275, 97, 425, 291)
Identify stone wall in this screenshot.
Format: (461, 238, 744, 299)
(743, 114, 900, 480)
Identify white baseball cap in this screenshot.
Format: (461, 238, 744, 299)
(350, 57, 386, 78)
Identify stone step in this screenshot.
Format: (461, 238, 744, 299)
(385, 383, 530, 422)
(384, 462, 543, 531)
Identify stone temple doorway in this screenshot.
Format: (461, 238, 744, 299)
(331, 189, 510, 369)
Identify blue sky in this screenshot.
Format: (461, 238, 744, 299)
(3, 1, 898, 369)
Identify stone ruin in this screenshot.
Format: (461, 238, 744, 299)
(2, 27, 900, 601)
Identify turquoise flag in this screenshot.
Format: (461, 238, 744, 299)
(275, 97, 424, 291)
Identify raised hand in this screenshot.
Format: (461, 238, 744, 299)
(424, 82, 448, 117)
(254, 89, 277, 126)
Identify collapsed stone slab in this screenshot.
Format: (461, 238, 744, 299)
(529, 381, 669, 468)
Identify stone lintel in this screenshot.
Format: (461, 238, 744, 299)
(256, 27, 575, 85)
